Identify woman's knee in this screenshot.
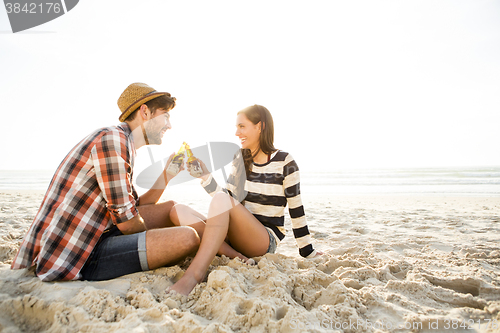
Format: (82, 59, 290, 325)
(212, 192, 231, 202)
(210, 192, 236, 216)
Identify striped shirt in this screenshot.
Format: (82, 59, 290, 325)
(202, 150, 316, 258)
(11, 123, 139, 281)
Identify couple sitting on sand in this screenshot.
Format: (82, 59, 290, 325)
(11, 82, 321, 296)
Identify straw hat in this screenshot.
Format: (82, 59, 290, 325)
(117, 82, 174, 122)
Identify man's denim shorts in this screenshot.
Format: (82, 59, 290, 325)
(80, 226, 149, 281)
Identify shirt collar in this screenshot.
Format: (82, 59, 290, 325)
(117, 122, 136, 154)
(118, 122, 132, 136)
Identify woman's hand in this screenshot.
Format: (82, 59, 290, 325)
(307, 250, 324, 258)
(314, 250, 324, 256)
(189, 158, 211, 182)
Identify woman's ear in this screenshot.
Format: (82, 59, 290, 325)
(259, 121, 265, 132)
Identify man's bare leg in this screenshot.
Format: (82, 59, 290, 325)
(138, 200, 177, 229)
(137, 200, 247, 271)
(138, 201, 200, 268)
(146, 226, 200, 269)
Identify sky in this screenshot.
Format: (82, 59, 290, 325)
(1, 0, 499, 173)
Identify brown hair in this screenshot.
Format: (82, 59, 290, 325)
(237, 105, 277, 176)
(125, 95, 176, 121)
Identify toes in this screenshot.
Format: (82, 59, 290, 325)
(245, 258, 256, 265)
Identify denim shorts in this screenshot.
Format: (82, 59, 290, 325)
(225, 227, 277, 254)
(265, 228, 278, 254)
(80, 226, 149, 281)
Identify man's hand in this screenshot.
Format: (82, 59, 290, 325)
(164, 152, 184, 182)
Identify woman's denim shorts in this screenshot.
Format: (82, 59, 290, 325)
(80, 226, 149, 281)
(265, 228, 278, 254)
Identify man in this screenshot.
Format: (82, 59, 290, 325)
(11, 82, 202, 281)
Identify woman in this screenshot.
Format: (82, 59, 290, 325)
(170, 105, 320, 295)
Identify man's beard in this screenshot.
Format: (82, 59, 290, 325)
(143, 122, 162, 145)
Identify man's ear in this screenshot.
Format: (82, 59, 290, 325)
(139, 104, 149, 120)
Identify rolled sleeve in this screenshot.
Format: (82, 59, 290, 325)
(91, 130, 138, 225)
(106, 201, 138, 224)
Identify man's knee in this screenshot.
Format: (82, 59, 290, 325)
(181, 226, 200, 250)
(169, 203, 185, 223)
(170, 202, 183, 214)
(170, 203, 206, 226)
(162, 200, 177, 211)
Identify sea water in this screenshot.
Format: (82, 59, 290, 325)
(0, 167, 499, 197)
(300, 167, 500, 197)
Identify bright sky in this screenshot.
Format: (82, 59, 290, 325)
(1, 0, 499, 173)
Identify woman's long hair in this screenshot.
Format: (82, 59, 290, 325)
(237, 105, 277, 176)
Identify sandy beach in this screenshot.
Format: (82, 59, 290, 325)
(0, 190, 499, 332)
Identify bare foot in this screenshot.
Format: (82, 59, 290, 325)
(245, 258, 256, 265)
(233, 252, 256, 265)
(169, 273, 200, 296)
(235, 256, 256, 266)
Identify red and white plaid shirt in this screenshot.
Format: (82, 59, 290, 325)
(11, 123, 139, 281)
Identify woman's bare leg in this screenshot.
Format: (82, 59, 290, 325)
(169, 192, 269, 295)
(169, 203, 247, 260)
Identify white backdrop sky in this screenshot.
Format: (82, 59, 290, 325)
(1, 0, 499, 172)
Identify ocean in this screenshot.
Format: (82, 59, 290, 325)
(0, 167, 499, 197)
(300, 167, 500, 196)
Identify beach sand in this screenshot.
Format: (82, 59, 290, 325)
(0, 190, 499, 332)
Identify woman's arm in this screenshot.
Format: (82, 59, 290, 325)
(283, 154, 318, 258)
(196, 159, 244, 202)
(197, 159, 223, 196)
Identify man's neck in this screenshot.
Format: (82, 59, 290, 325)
(126, 120, 148, 149)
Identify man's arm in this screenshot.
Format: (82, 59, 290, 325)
(116, 214, 147, 234)
(138, 170, 169, 205)
(138, 153, 179, 205)
(92, 130, 141, 226)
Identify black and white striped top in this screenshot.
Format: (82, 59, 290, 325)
(201, 150, 316, 258)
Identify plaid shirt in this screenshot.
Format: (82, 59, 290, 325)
(11, 123, 139, 281)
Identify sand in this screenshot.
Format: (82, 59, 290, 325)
(0, 190, 499, 332)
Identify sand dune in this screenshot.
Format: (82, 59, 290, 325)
(1, 191, 499, 332)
